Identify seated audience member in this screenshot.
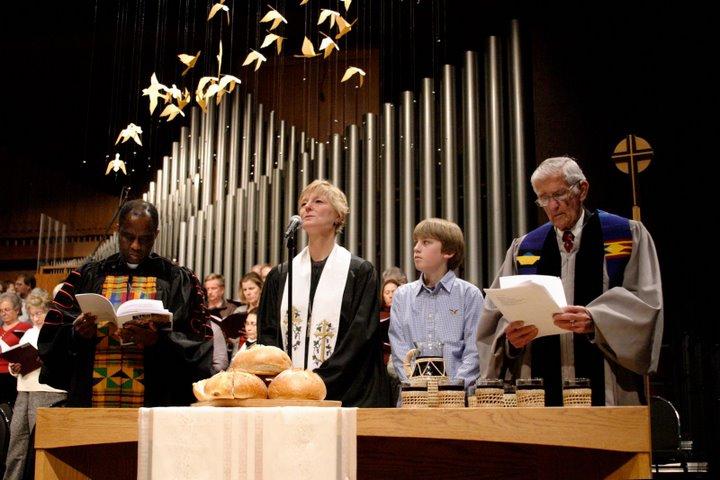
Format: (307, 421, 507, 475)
(37, 199, 213, 407)
(233, 272, 263, 314)
(477, 156, 663, 406)
(204, 273, 239, 318)
(258, 179, 390, 407)
(389, 218, 483, 391)
(0, 293, 32, 405)
(3, 291, 66, 480)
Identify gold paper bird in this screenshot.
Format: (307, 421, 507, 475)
(343, 0, 352, 11)
(294, 36, 320, 58)
(216, 74, 241, 104)
(115, 123, 143, 146)
(341, 66, 366, 87)
(159, 103, 185, 122)
(318, 9, 340, 29)
(142, 73, 168, 114)
(319, 33, 339, 58)
(178, 50, 201, 76)
(260, 32, 286, 54)
(178, 88, 191, 110)
(105, 153, 127, 175)
(300, 0, 309, 5)
(165, 84, 183, 102)
(260, 6, 287, 31)
(242, 49, 267, 71)
(208, 2, 230, 23)
(335, 15, 356, 39)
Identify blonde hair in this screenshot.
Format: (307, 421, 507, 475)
(413, 218, 465, 270)
(204, 273, 225, 287)
(298, 179, 349, 234)
(26, 290, 51, 311)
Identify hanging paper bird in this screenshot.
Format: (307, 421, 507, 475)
(260, 6, 287, 31)
(142, 73, 168, 114)
(318, 9, 340, 29)
(260, 32, 286, 54)
(343, 0, 352, 11)
(341, 66, 366, 87)
(159, 104, 185, 122)
(105, 153, 127, 175)
(242, 49, 267, 71)
(335, 15, 356, 39)
(318, 33, 339, 58)
(115, 123, 143, 146)
(178, 50, 201, 76)
(300, 0, 309, 5)
(294, 36, 320, 58)
(208, 2, 230, 23)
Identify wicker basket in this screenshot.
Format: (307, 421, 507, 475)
(562, 387, 591, 407)
(438, 385, 465, 408)
(475, 387, 504, 407)
(400, 385, 428, 408)
(502, 393, 517, 408)
(516, 388, 545, 407)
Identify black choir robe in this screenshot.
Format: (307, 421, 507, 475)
(258, 256, 391, 407)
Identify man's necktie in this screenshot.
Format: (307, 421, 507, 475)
(562, 230, 574, 253)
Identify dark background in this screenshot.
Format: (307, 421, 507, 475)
(1, 0, 715, 468)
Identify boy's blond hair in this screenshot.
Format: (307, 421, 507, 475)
(413, 218, 465, 271)
(298, 179, 349, 234)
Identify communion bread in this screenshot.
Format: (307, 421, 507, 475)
(202, 371, 234, 399)
(231, 370, 268, 399)
(230, 344, 292, 375)
(268, 368, 327, 400)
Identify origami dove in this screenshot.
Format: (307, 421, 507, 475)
(260, 6, 287, 31)
(242, 49, 267, 71)
(178, 88, 191, 110)
(341, 66, 366, 87)
(335, 15, 356, 39)
(115, 123, 143, 146)
(208, 2, 230, 23)
(216, 74, 241, 104)
(159, 103, 185, 122)
(294, 36, 320, 58)
(105, 153, 127, 175)
(343, 0, 352, 11)
(300, 0, 309, 5)
(142, 73, 168, 114)
(319, 33, 339, 58)
(178, 50, 201, 76)
(260, 32, 286, 54)
(318, 9, 340, 29)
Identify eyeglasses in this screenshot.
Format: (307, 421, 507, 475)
(534, 181, 581, 207)
(30, 311, 47, 319)
(0, 308, 16, 315)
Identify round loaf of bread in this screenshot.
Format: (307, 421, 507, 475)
(230, 344, 292, 375)
(268, 368, 327, 400)
(203, 371, 234, 399)
(231, 370, 268, 399)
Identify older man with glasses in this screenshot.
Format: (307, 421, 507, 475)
(477, 156, 663, 406)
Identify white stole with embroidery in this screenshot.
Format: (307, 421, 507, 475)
(280, 243, 351, 370)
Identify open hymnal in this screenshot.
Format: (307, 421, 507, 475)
(483, 275, 567, 338)
(75, 293, 173, 328)
(0, 343, 42, 375)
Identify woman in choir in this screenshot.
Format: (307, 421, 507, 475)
(4, 291, 66, 480)
(0, 293, 32, 405)
(234, 272, 263, 314)
(258, 179, 390, 407)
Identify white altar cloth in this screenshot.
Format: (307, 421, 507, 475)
(137, 406, 357, 480)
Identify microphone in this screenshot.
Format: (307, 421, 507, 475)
(283, 215, 303, 238)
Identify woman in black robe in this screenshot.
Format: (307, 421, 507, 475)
(258, 180, 390, 407)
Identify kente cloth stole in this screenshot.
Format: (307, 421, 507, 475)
(91, 275, 157, 407)
(280, 243, 351, 370)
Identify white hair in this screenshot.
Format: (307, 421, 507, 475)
(530, 156, 587, 194)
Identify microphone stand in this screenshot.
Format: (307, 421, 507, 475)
(285, 228, 298, 359)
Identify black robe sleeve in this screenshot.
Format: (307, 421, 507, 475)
(258, 257, 391, 407)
